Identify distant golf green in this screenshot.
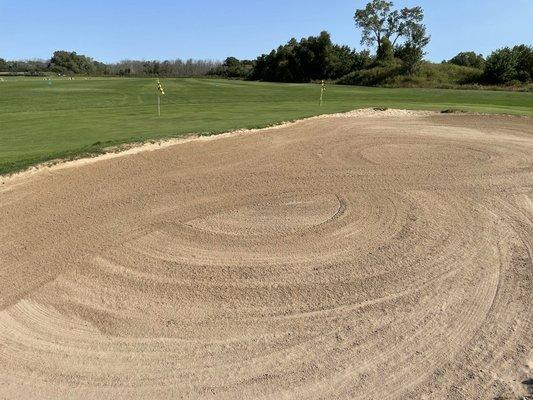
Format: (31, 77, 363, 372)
(1, 77, 532, 175)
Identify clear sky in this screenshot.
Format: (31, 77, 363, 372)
(1, 0, 532, 63)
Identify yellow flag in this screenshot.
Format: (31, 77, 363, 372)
(157, 79, 165, 95)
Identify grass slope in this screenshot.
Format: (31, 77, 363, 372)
(1, 77, 532, 175)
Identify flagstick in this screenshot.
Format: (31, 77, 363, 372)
(319, 80, 325, 107)
(157, 94, 161, 117)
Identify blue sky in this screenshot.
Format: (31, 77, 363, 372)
(1, 0, 532, 62)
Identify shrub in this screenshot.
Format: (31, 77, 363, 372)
(396, 44, 425, 74)
(484, 47, 518, 83)
(337, 59, 402, 86)
(448, 52, 485, 69)
(512, 44, 533, 82)
(337, 61, 483, 88)
(376, 37, 394, 62)
(327, 47, 371, 79)
(418, 62, 483, 85)
(209, 57, 253, 79)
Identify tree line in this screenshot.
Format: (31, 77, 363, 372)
(0, 51, 220, 77)
(1, 1, 531, 87)
(215, 0, 532, 87)
(213, 35, 532, 87)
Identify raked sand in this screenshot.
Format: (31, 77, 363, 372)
(1, 110, 532, 399)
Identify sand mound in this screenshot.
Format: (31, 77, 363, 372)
(1, 112, 532, 399)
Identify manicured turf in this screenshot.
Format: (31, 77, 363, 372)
(1, 77, 532, 175)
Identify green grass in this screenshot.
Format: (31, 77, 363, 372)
(1, 77, 532, 175)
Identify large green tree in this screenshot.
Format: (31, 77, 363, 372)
(354, 0, 426, 54)
(49, 51, 99, 74)
(484, 45, 533, 83)
(512, 44, 533, 82)
(251, 31, 368, 82)
(395, 24, 431, 74)
(250, 31, 374, 82)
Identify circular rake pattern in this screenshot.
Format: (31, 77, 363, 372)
(0, 112, 532, 399)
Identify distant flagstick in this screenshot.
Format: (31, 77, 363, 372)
(319, 80, 326, 106)
(157, 79, 165, 116)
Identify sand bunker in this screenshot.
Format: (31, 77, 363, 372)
(1, 111, 532, 399)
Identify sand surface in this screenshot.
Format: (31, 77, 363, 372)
(1, 110, 532, 399)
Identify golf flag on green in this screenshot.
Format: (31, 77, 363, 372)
(320, 80, 326, 106)
(157, 79, 165, 95)
(156, 79, 165, 116)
